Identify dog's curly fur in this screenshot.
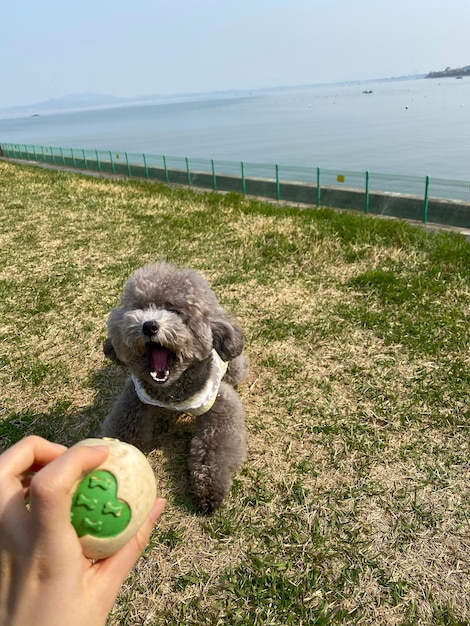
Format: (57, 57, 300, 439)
(100, 261, 249, 512)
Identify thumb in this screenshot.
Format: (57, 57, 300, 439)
(29, 445, 110, 546)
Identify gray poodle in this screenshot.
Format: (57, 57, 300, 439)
(100, 261, 249, 512)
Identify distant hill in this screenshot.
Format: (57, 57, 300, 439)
(426, 65, 470, 78)
(0, 90, 246, 117)
(34, 93, 124, 109)
(0, 93, 146, 116)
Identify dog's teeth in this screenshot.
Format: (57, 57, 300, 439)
(151, 370, 170, 383)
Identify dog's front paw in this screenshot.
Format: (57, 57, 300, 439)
(188, 443, 234, 513)
(190, 474, 230, 514)
(188, 393, 247, 513)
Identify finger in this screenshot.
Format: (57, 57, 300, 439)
(0, 436, 67, 484)
(0, 437, 67, 548)
(28, 444, 109, 546)
(0, 436, 67, 512)
(90, 499, 166, 596)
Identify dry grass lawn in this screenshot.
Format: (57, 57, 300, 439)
(1, 160, 470, 625)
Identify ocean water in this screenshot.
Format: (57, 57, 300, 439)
(1, 77, 470, 181)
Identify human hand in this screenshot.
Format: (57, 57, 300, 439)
(0, 435, 166, 626)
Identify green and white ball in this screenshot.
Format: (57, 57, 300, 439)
(70, 438, 157, 560)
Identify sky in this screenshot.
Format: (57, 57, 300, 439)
(1, 0, 470, 108)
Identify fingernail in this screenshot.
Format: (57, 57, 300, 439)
(150, 499, 167, 522)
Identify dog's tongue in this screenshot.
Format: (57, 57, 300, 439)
(151, 345, 169, 377)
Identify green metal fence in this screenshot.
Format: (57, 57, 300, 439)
(2, 142, 470, 229)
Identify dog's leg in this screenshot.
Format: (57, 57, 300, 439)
(188, 382, 247, 512)
(100, 378, 154, 452)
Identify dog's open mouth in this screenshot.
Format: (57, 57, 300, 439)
(148, 343, 172, 383)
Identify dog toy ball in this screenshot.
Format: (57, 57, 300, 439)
(70, 438, 157, 560)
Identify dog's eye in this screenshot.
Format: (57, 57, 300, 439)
(164, 302, 183, 317)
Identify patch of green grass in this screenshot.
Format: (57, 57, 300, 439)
(336, 293, 469, 357)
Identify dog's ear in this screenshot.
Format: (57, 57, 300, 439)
(211, 315, 244, 361)
(103, 337, 125, 366)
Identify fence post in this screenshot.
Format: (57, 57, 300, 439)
(241, 161, 246, 195)
(32, 145, 37, 161)
(275, 164, 281, 200)
(186, 157, 191, 187)
(82, 149, 88, 170)
(60, 147, 65, 166)
(122, 152, 129, 176)
(163, 155, 169, 183)
(423, 175, 429, 223)
(95, 149, 101, 173)
(109, 151, 116, 174)
(316, 167, 321, 206)
(41, 145, 46, 163)
(365, 170, 370, 213)
(211, 159, 217, 191)
(142, 153, 149, 179)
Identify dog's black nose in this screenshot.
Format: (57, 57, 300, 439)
(142, 321, 159, 337)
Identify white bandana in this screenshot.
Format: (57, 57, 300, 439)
(131, 349, 228, 416)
